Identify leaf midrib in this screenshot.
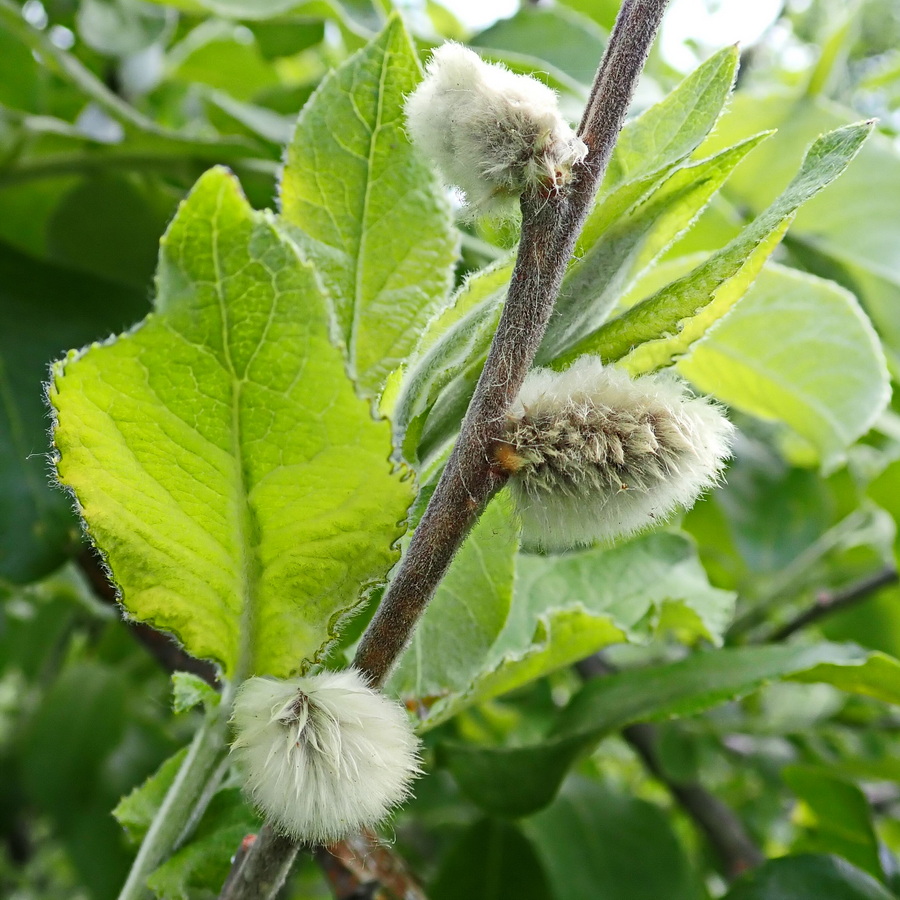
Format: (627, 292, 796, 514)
(209, 182, 260, 681)
(348, 29, 391, 379)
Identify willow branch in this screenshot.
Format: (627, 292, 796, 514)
(354, 0, 670, 687)
(767, 565, 899, 643)
(220, 3, 670, 897)
(576, 656, 763, 879)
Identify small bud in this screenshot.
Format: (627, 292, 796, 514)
(495, 357, 734, 550)
(405, 43, 587, 215)
(231, 669, 421, 844)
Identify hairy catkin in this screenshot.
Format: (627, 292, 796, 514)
(231, 670, 421, 843)
(404, 43, 587, 216)
(496, 358, 735, 550)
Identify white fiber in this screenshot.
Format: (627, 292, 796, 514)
(405, 43, 587, 215)
(499, 357, 735, 550)
(231, 669, 421, 843)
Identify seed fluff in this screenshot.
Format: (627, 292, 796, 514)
(495, 357, 735, 550)
(231, 669, 421, 844)
(404, 42, 587, 216)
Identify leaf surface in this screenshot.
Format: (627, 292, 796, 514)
(440, 642, 889, 816)
(562, 122, 874, 373)
(723, 855, 894, 900)
(280, 15, 458, 399)
(522, 779, 702, 900)
(389, 492, 518, 703)
(415, 532, 734, 730)
(678, 263, 890, 470)
(50, 167, 412, 679)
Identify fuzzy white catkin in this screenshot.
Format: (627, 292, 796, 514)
(404, 42, 587, 215)
(496, 357, 735, 551)
(231, 669, 421, 844)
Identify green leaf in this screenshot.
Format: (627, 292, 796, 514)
(389, 492, 518, 705)
(678, 263, 889, 470)
(76, 0, 170, 58)
(440, 643, 873, 816)
(21, 662, 132, 894)
(280, 15, 458, 399)
(46, 174, 174, 290)
(0, 242, 148, 584)
(607, 44, 740, 184)
(417, 532, 734, 730)
(562, 122, 874, 373)
(469, 6, 607, 87)
(168, 21, 280, 102)
(49, 167, 412, 679)
(703, 94, 900, 371)
(113, 748, 190, 843)
(393, 256, 513, 460)
(430, 818, 551, 900)
(792, 651, 900, 705)
(783, 766, 883, 881)
(540, 133, 769, 363)
(172, 672, 220, 714)
(146, 788, 259, 900)
(723, 855, 895, 900)
(522, 779, 702, 900)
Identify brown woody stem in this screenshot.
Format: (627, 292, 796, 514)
(220, 2, 670, 896)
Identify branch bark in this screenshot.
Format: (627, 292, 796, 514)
(767, 565, 898, 642)
(576, 656, 763, 880)
(220, 2, 670, 896)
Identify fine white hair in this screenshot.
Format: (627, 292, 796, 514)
(404, 43, 587, 216)
(498, 357, 735, 551)
(231, 669, 421, 843)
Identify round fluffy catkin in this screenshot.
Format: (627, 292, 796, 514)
(496, 358, 735, 550)
(231, 669, 421, 843)
(404, 42, 586, 216)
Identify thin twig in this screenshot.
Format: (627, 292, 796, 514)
(220, 3, 670, 896)
(219, 825, 299, 900)
(314, 830, 428, 900)
(767, 565, 899, 642)
(576, 656, 763, 880)
(623, 722, 764, 879)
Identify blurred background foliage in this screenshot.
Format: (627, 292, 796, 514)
(3, 0, 900, 898)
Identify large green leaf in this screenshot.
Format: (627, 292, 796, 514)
(49, 167, 412, 679)
(0, 243, 148, 584)
(280, 15, 458, 400)
(703, 93, 900, 370)
(389, 492, 518, 705)
(678, 263, 889, 470)
(560, 122, 874, 373)
(415, 531, 734, 730)
(723, 855, 895, 900)
(469, 6, 607, 87)
(439, 643, 891, 816)
(430, 818, 551, 900)
(522, 779, 702, 900)
(783, 766, 883, 881)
